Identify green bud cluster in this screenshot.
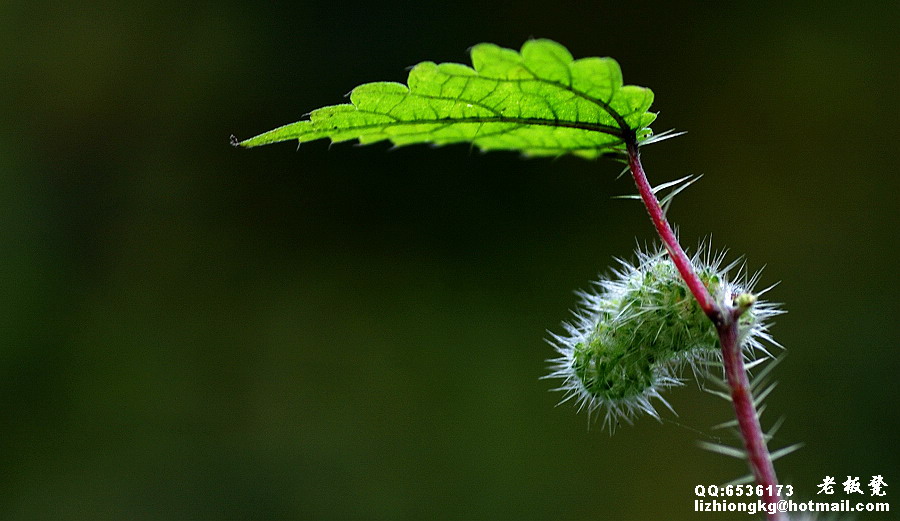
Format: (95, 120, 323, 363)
(547, 248, 779, 429)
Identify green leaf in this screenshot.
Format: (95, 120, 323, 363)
(234, 39, 657, 159)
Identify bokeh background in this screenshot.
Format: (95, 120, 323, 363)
(2, 1, 898, 520)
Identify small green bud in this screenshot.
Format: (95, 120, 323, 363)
(547, 247, 781, 430)
(734, 292, 757, 310)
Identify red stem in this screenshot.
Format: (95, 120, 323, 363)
(718, 319, 784, 518)
(625, 139, 784, 520)
(625, 142, 719, 319)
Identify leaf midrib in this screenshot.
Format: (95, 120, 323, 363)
(305, 115, 624, 138)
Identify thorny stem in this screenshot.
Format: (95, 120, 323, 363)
(625, 138, 785, 521)
(625, 141, 718, 318)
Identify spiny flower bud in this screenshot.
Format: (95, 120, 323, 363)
(546, 247, 781, 430)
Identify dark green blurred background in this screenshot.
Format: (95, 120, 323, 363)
(2, 2, 898, 520)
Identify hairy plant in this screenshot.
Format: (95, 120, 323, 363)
(546, 247, 781, 431)
(233, 39, 805, 520)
